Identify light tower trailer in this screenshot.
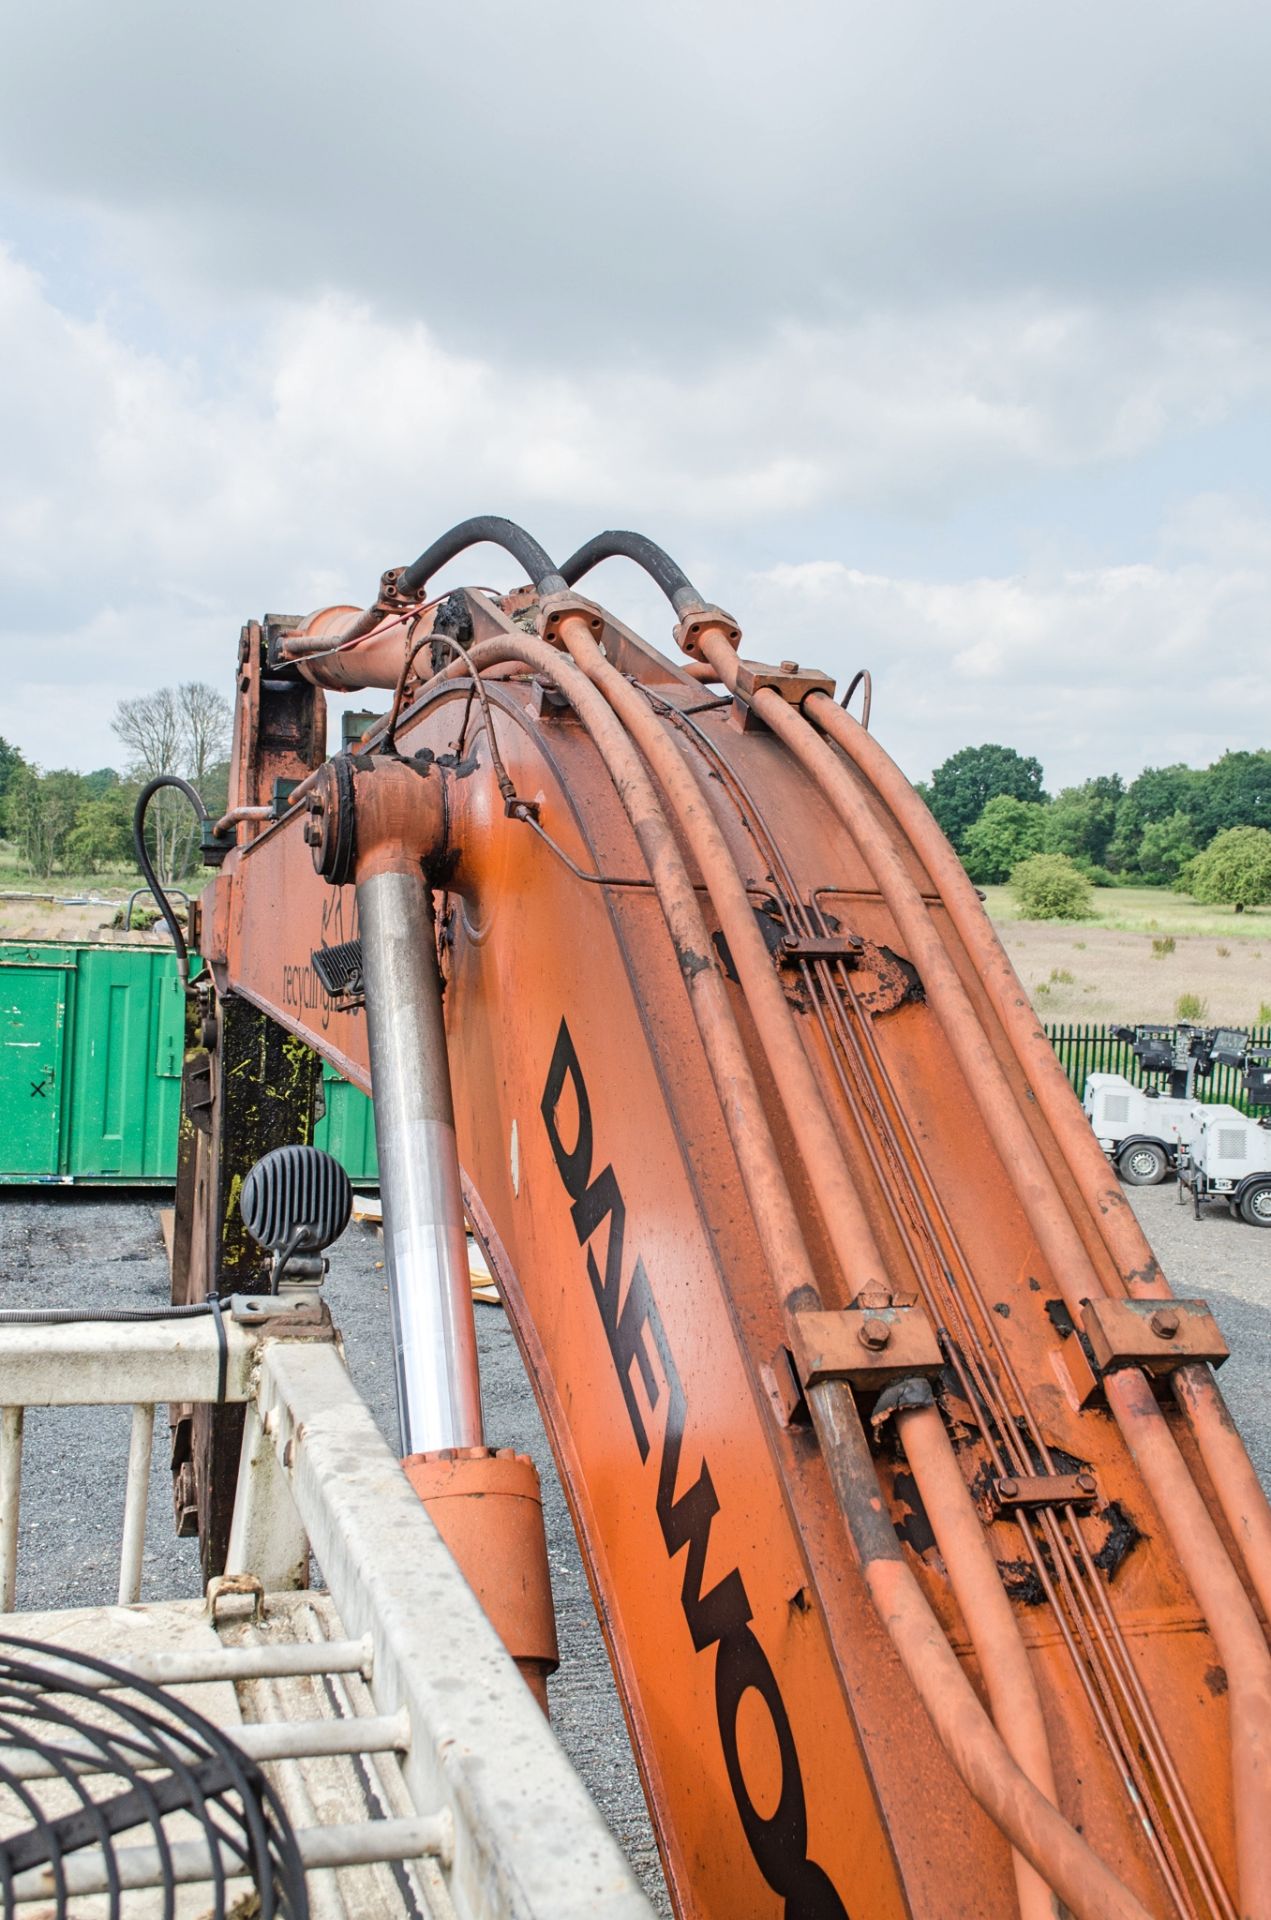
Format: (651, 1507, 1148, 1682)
(1178, 1047, 1271, 1227)
(1082, 1025, 1248, 1186)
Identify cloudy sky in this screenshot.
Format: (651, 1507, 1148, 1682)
(2, 0, 1269, 789)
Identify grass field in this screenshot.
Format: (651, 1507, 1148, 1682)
(982, 886, 1271, 1025)
(3, 844, 1269, 1028)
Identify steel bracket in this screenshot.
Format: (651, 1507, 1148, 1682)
(1081, 1297, 1229, 1377)
(728, 658, 837, 732)
(779, 933, 864, 965)
(790, 1305, 943, 1391)
(994, 1473, 1097, 1513)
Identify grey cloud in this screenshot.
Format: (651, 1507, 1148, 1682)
(2, 1, 1270, 361)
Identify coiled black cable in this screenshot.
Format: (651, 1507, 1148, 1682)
(396, 515, 564, 599)
(132, 776, 208, 986)
(558, 530, 704, 615)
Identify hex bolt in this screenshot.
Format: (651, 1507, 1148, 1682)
(1149, 1308, 1180, 1340)
(780, 658, 800, 673)
(858, 1316, 891, 1351)
(1076, 1473, 1097, 1494)
(998, 1478, 1020, 1499)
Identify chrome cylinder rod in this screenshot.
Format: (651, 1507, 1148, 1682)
(357, 868, 483, 1454)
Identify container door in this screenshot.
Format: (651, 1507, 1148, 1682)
(0, 966, 68, 1177)
(69, 948, 161, 1180)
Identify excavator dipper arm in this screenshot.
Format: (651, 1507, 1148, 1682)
(178, 523, 1271, 1920)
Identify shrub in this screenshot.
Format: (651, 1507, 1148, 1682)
(1176, 992, 1208, 1021)
(1183, 826, 1271, 911)
(1217, 945, 1231, 958)
(1010, 853, 1093, 921)
(1050, 967, 1075, 984)
(1151, 936, 1176, 958)
(1259, 1002, 1271, 1024)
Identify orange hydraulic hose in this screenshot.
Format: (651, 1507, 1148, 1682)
(811, 1378, 1152, 1920)
(551, 608, 893, 1301)
(803, 692, 1271, 1634)
(1106, 1366, 1271, 1912)
(896, 1395, 1062, 1920)
(436, 635, 1148, 1918)
(454, 633, 826, 1310)
(694, 631, 1271, 1919)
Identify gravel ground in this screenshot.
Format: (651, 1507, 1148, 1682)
(0, 1189, 671, 1912)
(0, 1179, 1267, 1914)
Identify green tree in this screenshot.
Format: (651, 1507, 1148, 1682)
(1043, 775, 1123, 868)
(0, 737, 25, 807)
(2, 766, 87, 877)
(962, 794, 1049, 883)
(927, 745, 1045, 852)
(65, 784, 136, 873)
(1109, 764, 1203, 872)
(1010, 853, 1093, 921)
(1193, 750, 1271, 841)
(1138, 810, 1199, 885)
(1183, 826, 1271, 911)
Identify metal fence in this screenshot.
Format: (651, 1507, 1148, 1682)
(1044, 1024, 1271, 1111)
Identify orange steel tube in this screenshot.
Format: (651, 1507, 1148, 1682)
(809, 1378, 1151, 1920)
(455, 634, 827, 1313)
(695, 633, 1271, 1919)
(897, 1399, 1062, 1920)
(553, 609, 892, 1301)
(806, 694, 1271, 1636)
(1106, 1366, 1271, 1913)
(439, 634, 1150, 1916)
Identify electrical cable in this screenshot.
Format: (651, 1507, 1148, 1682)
(396, 516, 564, 599)
(132, 777, 209, 987)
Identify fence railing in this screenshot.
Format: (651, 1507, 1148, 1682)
(1044, 1024, 1271, 1110)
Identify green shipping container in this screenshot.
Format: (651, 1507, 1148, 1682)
(0, 942, 377, 1186)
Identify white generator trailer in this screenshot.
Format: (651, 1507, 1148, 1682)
(1083, 1024, 1252, 1186)
(1178, 1047, 1271, 1228)
(1084, 1073, 1206, 1186)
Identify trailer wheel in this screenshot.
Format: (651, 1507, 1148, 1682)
(1239, 1180, 1271, 1228)
(1118, 1141, 1168, 1186)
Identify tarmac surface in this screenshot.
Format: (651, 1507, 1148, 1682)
(0, 1176, 1268, 1915)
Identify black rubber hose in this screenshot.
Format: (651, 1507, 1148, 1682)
(396, 516, 565, 598)
(0, 1304, 215, 1324)
(558, 530, 704, 615)
(132, 775, 209, 986)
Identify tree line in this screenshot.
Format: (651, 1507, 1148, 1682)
(0, 683, 232, 885)
(918, 744, 1271, 909)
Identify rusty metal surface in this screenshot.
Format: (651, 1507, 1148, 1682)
(181, 572, 1271, 1920)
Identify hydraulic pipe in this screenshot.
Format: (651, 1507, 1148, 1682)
(559, 530, 703, 615)
(550, 607, 894, 1301)
(425, 635, 1149, 1917)
(357, 868, 483, 1455)
(896, 1393, 1062, 1920)
(694, 632, 1271, 1918)
(808, 1378, 1152, 1920)
(804, 692, 1271, 1632)
(398, 516, 564, 599)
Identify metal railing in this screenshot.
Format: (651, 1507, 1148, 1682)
(1044, 1022, 1271, 1111)
(0, 1304, 654, 1920)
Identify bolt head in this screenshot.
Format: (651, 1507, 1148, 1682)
(780, 658, 800, 673)
(1076, 1473, 1097, 1494)
(858, 1316, 891, 1350)
(1149, 1308, 1180, 1340)
(998, 1478, 1020, 1499)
